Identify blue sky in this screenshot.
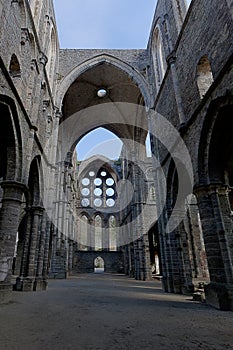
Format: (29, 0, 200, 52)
(53, 0, 157, 49)
(53, 0, 190, 160)
(53, 1, 158, 160)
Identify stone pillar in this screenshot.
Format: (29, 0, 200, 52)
(122, 245, 129, 275)
(0, 181, 25, 303)
(35, 212, 47, 290)
(195, 185, 233, 310)
(68, 239, 73, 275)
(186, 197, 210, 281)
(134, 241, 140, 280)
(21, 206, 44, 291)
(18, 208, 32, 279)
(42, 220, 52, 280)
(170, 209, 194, 294)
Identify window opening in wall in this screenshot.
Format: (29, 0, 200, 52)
(95, 215, 102, 250)
(76, 127, 122, 161)
(9, 54, 21, 78)
(152, 29, 167, 91)
(109, 216, 117, 251)
(94, 256, 105, 273)
(79, 215, 88, 251)
(146, 132, 152, 157)
(197, 56, 214, 98)
(80, 168, 117, 209)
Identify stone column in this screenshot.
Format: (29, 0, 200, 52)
(186, 196, 210, 281)
(42, 220, 52, 280)
(170, 209, 194, 294)
(0, 181, 25, 303)
(142, 233, 153, 281)
(35, 212, 47, 290)
(195, 184, 233, 310)
(68, 239, 73, 275)
(22, 206, 44, 291)
(18, 208, 32, 279)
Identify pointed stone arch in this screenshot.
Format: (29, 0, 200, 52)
(196, 55, 214, 99)
(94, 256, 105, 273)
(56, 54, 151, 109)
(9, 54, 21, 78)
(0, 95, 23, 181)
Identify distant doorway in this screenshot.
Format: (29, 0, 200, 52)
(94, 256, 105, 273)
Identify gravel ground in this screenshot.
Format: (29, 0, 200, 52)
(0, 273, 233, 350)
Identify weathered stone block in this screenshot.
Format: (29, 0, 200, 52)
(204, 283, 233, 310)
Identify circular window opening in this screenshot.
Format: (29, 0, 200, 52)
(94, 188, 102, 196)
(97, 88, 107, 98)
(101, 171, 107, 177)
(81, 188, 90, 196)
(106, 198, 115, 207)
(81, 198, 90, 207)
(106, 178, 114, 186)
(82, 178, 90, 186)
(89, 171, 95, 177)
(94, 178, 102, 186)
(94, 198, 102, 207)
(106, 188, 114, 196)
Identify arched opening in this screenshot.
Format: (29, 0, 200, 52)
(0, 102, 18, 181)
(152, 27, 167, 91)
(28, 157, 41, 207)
(79, 215, 88, 251)
(145, 132, 152, 158)
(197, 102, 233, 303)
(94, 256, 105, 273)
(196, 56, 214, 98)
(208, 105, 233, 185)
(109, 216, 117, 251)
(13, 156, 43, 291)
(148, 222, 161, 278)
(12, 214, 27, 277)
(9, 54, 21, 78)
(95, 215, 102, 251)
(78, 160, 118, 212)
(46, 27, 57, 90)
(54, 57, 151, 281)
(77, 127, 123, 161)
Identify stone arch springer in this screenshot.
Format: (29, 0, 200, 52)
(56, 54, 151, 109)
(197, 95, 233, 186)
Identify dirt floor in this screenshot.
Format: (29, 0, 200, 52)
(0, 273, 233, 350)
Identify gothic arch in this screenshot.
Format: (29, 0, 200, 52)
(46, 27, 58, 88)
(151, 25, 167, 90)
(0, 95, 22, 181)
(9, 54, 21, 78)
(196, 55, 214, 99)
(56, 54, 151, 109)
(27, 156, 43, 207)
(198, 96, 233, 185)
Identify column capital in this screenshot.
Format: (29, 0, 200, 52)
(194, 183, 229, 197)
(25, 206, 45, 216)
(0, 181, 28, 203)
